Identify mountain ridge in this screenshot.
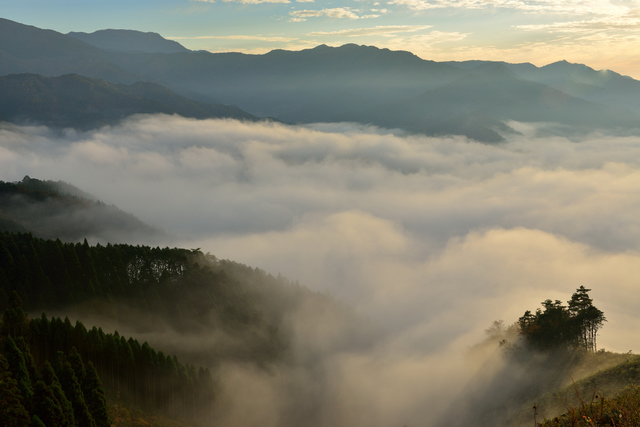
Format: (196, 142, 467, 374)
(1, 18, 639, 141)
(67, 29, 190, 54)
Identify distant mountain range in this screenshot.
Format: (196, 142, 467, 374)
(1, 18, 639, 141)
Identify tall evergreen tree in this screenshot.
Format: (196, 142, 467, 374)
(41, 361, 74, 427)
(0, 354, 31, 427)
(4, 336, 33, 409)
(1, 291, 28, 338)
(60, 361, 96, 427)
(32, 380, 65, 427)
(82, 361, 111, 427)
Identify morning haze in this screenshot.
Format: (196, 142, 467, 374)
(0, 12, 639, 427)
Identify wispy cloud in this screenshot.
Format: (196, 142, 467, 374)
(387, 0, 628, 15)
(515, 10, 640, 33)
(308, 24, 430, 37)
(289, 7, 378, 21)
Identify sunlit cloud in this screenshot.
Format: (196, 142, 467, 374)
(515, 10, 640, 32)
(289, 7, 379, 21)
(387, 0, 628, 15)
(3, 115, 640, 425)
(2, 116, 640, 357)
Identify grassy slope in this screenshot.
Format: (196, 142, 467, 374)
(524, 352, 640, 426)
(108, 399, 191, 427)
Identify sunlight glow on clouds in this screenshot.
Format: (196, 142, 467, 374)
(1, 115, 640, 354)
(387, 0, 628, 14)
(289, 7, 379, 21)
(3, 114, 640, 426)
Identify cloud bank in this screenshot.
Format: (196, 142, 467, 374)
(2, 115, 640, 425)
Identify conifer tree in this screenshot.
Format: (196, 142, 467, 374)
(68, 346, 86, 385)
(32, 380, 65, 427)
(60, 361, 96, 427)
(30, 415, 47, 427)
(2, 291, 28, 338)
(4, 336, 33, 409)
(0, 354, 31, 427)
(82, 361, 111, 427)
(41, 361, 74, 427)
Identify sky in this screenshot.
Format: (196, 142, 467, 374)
(1, 0, 640, 79)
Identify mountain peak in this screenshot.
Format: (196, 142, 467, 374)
(67, 29, 189, 54)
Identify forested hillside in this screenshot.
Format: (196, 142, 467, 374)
(0, 176, 165, 244)
(1, 290, 215, 426)
(0, 230, 367, 425)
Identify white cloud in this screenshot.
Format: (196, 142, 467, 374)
(289, 7, 377, 21)
(3, 116, 640, 425)
(387, 0, 628, 14)
(515, 9, 640, 32)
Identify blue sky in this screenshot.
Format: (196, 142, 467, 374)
(2, 0, 640, 78)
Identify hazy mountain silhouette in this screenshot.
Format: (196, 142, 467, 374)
(447, 59, 640, 114)
(1, 18, 639, 141)
(0, 73, 259, 129)
(0, 18, 142, 83)
(0, 176, 166, 244)
(67, 29, 189, 54)
(349, 63, 638, 141)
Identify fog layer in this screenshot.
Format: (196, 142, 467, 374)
(2, 116, 640, 425)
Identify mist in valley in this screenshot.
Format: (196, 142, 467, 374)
(2, 115, 640, 426)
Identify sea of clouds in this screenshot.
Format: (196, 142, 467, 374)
(2, 115, 640, 426)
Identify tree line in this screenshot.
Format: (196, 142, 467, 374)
(0, 232, 284, 365)
(1, 291, 109, 426)
(1, 291, 215, 425)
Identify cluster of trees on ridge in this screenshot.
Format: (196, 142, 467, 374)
(518, 286, 606, 352)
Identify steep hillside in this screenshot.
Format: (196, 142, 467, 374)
(0, 230, 373, 425)
(0, 176, 165, 244)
